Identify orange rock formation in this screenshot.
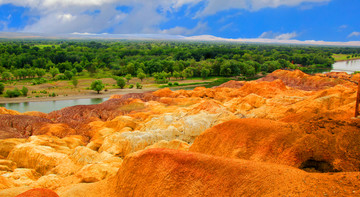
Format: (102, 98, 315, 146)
(0, 69, 359, 196)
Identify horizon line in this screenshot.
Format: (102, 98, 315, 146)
(0, 32, 360, 47)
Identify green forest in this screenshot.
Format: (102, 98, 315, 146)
(0, 40, 359, 84)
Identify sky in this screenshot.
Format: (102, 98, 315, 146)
(0, 0, 359, 43)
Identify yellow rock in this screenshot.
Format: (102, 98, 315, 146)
(76, 163, 118, 183)
(31, 174, 61, 190)
(99, 131, 163, 157)
(0, 176, 17, 190)
(0, 159, 16, 172)
(70, 146, 122, 167)
(27, 135, 71, 154)
(145, 140, 190, 151)
(0, 138, 26, 158)
(2, 168, 41, 186)
(104, 116, 137, 131)
(62, 135, 86, 149)
(7, 143, 71, 175)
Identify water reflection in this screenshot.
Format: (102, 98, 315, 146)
(0, 97, 108, 113)
(331, 60, 360, 74)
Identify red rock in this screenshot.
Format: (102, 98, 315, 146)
(0, 115, 52, 139)
(15, 188, 59, 197)
(105, 148, 360, 196)
(190, 118, 360, 172)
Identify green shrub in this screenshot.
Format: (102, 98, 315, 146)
(0, 83, 4, 94)
(21, 86, 28, 96)
(129, 84, 134, 89)
(173, 82, 179, 86)
(5, 88, 21, 98)
(168, 82, 173, 86)
(155, 78, 168, 84)
(32, 78, 48, 85)
(136, 82, 142, 89)
(55, 74, 67, 80)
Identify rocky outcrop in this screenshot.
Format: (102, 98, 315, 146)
(0, 115, 52, 139)
(0, 70, 359, 195)
(7, 143, 71, 175)
(99, 131, 164, 157)
(190, 118, 360, 172)
(104, 148, 360, 196)
(0, 139, 26, 158)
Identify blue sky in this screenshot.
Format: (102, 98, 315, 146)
(0, 0, 359, 42)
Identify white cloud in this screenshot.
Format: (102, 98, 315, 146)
(57, 14, 76, 23)
(160, 22, 207, 35)
(194, 0, 330, 17)
(348, 32, 360, 37)
(259, 31, 298, 40)
(185, 35, 360, 46)
(0, 0, 330, 35)
(275, 32, 298, 40)
(339, 25, 347, 29)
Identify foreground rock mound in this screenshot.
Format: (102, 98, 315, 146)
(102, 149, 360, 196)
(190, 118, 360, 172)
(15, 188, 59, 197)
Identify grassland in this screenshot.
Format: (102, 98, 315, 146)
(332, 54, 360, 61)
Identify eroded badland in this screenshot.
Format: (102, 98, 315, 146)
(0, 70, 360, 196)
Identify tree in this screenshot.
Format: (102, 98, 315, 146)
(27, 68, 36, 78)
(125, 74, 132, 83)
(173, 71, 181, 79)
(116, 77, 126, 89)
(1, 71, 12, 81)
(50, 67, 60, 78)
(71, 68, 77, 76)
(20, 86, 28, 96)
(35, 68, 46, 78)
(64, 70, 73, 80)
(201, 67, 210, 79)
(0, 83, 4, 94)
(137, 72, 146, 82)
(90, 80, 104, 94)
(72, 78, 78, 88)
(74, 63, 83, 73)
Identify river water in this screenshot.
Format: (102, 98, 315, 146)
(331, 59, 360, 74)
(1, 60, 359, 113)
(0, 98, 108, 113)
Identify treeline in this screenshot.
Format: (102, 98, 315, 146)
(0, 40, 353, 81)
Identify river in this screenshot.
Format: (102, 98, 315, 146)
(331, 59, 360, 74)
(1, 60, 359, 113)
(0, 98, 108, 113)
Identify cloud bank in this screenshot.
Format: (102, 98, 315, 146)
(0, 0, 331, 35)
(259, 31, 298, 40)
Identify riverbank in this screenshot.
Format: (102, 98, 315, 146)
(0, 87, 159, 104)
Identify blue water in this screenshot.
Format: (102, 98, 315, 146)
(0, 98, 108, 113)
